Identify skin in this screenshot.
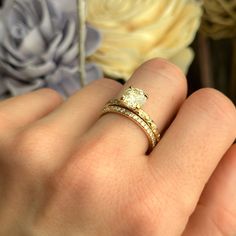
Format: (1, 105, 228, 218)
(0, 58, 235, 236)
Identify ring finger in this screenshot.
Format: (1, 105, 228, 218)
(90, 58, 187, 156)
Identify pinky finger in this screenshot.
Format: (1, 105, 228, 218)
(183, 144, 236, 235)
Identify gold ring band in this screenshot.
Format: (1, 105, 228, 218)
(105, 99, 160, 142)
(101, 86, 161, 153)
(102, 105, 157, 153)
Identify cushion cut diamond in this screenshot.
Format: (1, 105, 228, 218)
(121, 87, 148, 109)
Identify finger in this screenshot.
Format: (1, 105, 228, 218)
(34, 78, 122, 139)
(149, 88, 236, 235)
(90, 58, 187, 156)
(5, 79, 122, 180)
(183, 144, 236, 235)
(0, 88, 63, 131)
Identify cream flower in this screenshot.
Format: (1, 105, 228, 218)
(87, 0, 202, 80)
(201, 0, 236, 39)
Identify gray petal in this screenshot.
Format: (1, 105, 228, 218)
(45, 0, 64, 27)
(46, 66, 80, 97)
(0, 21, 5, 43)
(12, 1, 38, 28)
(41, 32, 63, 61)
(85, 63, 103, 84)
(2, 36, 27, 61)
(59, 76, 81, 97)
(0, 0, 102, 98)
(38, 0, 54, 41)
(85, 25, 102, 57)
(0, 48, 38, 68)
(4, 77, 45, 96)
(60, 41, 78, 65)
(0, 60, 56, 80)
(0, 78, 8, 95)
(51, 0, 77, 15)
(54, 19, 76, 60)
(47, 63, 103, 97)
(6, 5, 29, 43)
(20, 27, 46, 56)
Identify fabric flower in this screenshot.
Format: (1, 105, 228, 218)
(0, 0, 102, 99)
(201, 0, 236, 39)
(87, 0, 202, 80)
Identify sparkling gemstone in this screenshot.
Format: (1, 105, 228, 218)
(121, 87, 148, 109)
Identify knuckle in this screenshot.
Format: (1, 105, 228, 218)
(38, 88, 64, 103)
(11, 125, 60, 177)
(52, 138, 101, 194)
(54, 160, 95, 199)
(51, 133, 123, 202)
(190, 88, 236, 128)
(139, 58, 187, 96)
(67, 144, 112, 185)
(144, 58, 186, 77)
(93, 78, 123, 91)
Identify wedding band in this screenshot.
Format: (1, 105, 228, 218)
(101, 86, 161, 153)
(106, 99, 160, 141)
(102, 105, 157, 153)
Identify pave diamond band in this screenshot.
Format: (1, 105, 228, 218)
(101, 86, 161, 153)
(105, 99, 161, 142)
(102, 105, 157, 152)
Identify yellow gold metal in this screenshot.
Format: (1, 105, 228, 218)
(101, 105, 157, 153)
(106, 99, 161, 142)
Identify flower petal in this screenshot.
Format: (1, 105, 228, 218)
(20, 27, 46, 56)
(1, 35, 27, 61)
(39, 0, 55, 41)
(46, 63, 103, 97)
(85, 25, 102, 56)
(4, 77, 45, 96)
(52, 0, 77, 15)
(60, 42, 78, 65)
(41, 32, 63, 61)
(169, 48, 194, 74)
(85, 63, 103, 84)
(54, 19, 76, 61)
(0, 79, 8, 95)
(0, 0, 101, 98)
(46, 66, 80, 97)
(87, 0, 202, 79)
(0, 60, 56, 80)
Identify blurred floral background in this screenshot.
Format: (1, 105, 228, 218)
(0, 0, 235, 104)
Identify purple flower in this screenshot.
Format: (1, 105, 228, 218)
(0, 0, 102, 99)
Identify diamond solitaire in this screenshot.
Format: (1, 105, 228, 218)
(121, 86, 148, 109)
(102, 86, 161, 153)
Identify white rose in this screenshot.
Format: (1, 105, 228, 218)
(87, 0, 202, 80)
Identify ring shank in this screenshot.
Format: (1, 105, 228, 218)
(101, 105, 157, 154)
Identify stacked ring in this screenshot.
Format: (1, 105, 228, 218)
(105, 98, 161, 142)
(101, 86, 161, 153)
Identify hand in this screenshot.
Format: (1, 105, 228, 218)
(0, 59, 235, 236)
